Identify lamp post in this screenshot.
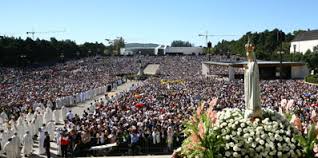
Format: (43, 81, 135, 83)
(207, 41, 212, 61)
(277, 30, 285, 82)
(20, 54, 27, 67)
(60, 53, 64, 62)
(293, 44, 296, 61)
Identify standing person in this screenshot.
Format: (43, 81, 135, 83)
(38, 128, 46, 155)
(43, 132, 50, 158)
(167, 126, 174, 152)
(60, 132, 69, 158)
(56, 129, 62, 156)
(61, 106, 67, 122)
(3, 138, 16, 158)
(53, 109, 60, 124)
(0, 130, 8, 155)
(66, 110, 74, 121)
(12, 133, 21, 158)
(22, 131, 33, 157)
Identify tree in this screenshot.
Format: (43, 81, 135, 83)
(112, 37, 125, 55)
(171, 40, 193, 47)
(0, 36, 106, 67)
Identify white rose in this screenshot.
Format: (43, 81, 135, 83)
(233, 145, 241, 151)
(277, 151, 282, 157)
(225, 151, 231, 157)
(261, 134, 266, 139)
(296, 149, 302, 156)
(251, 142, 257, 148)
(233, 152, 240, 157)
(247, 137, 253, 143)
(229, 142, 234, 147)
(259, 139, 265, 145)
(269, 151, 276, 156)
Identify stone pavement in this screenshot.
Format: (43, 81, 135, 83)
(4, 80, 146, 158)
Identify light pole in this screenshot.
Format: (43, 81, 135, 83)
(293, 44, 296, 61)
(207, 41, 212, 61)
(60, 53, 64, 62)
(277, 30, 285, 82)
(20, 54, 27, 67)
(76, 51, 80, 58)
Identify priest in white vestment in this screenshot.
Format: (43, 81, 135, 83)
(61, 106, 67, 122)
(0, 130, 9, 154)
(4, 138, 16, 158)
(47, 121, 55, 141)
(38, 128, 46, 154)
(53, 109, 60, 124)
(12, 133, 21, 157)
(22, 131, 33, 157)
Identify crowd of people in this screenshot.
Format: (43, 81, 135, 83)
(0, 55, 317, 157)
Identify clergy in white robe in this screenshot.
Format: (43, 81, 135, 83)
(0, 111, 8, 121)
(22, 131, 33, 156)
(47, 121, 55, 141)
(53, 109, 60, 124)
(12, 133, 21, 157)
(16, 120, 25, 141)
(27, 121, 35, 138)
(4, 138, 16, 158)
(167, 127, 174, 151)
(38, 128, 46, 154)
(43, 107, 53, 124)
(26, 112, 33, 123)
(0, 130, 9, 154)
(0, 117, 4, 129)
(36, 113, 44, 130)
(55, 129, 62, 156)
(61, 106, 67, 122)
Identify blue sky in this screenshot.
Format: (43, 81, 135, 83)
(1, 0, 317, 46)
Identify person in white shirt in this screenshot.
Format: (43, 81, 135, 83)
(66, 110, 74, 121)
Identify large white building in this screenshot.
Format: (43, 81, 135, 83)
(120, 44, 203, 55)
(290, 30, 318, 54)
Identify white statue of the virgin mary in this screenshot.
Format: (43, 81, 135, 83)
(244, 39, 262, 119)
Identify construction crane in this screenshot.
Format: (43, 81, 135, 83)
(26, 29, 66, 39)
(198, 31, 237, 47)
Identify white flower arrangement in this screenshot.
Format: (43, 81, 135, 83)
(213, 108, 304, 158)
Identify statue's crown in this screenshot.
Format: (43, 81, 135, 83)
(245, 38, 255, 53)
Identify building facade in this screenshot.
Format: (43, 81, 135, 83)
(290, 30, 318, 54)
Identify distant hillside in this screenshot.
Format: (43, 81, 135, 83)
(125, 43, 159, 48)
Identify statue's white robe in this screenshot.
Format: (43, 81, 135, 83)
(244, 61, 262, 118)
